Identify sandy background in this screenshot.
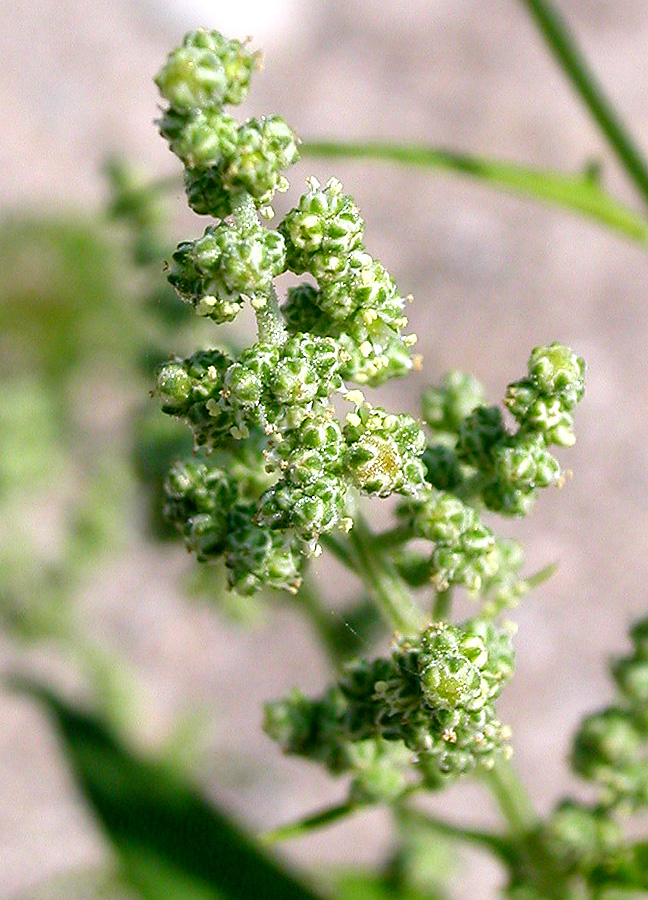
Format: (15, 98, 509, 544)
(3, 0, 648, 897)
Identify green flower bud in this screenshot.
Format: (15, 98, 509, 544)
(479, 539, 529, 617)
(527, 342, 586, 410)
(157, 349, 240, 449)
(257, 475, 348, 542)
(522, 396, 577, 447)
(281, 283, 327, 333)
(613, 653, 648, 709)
(225, 503, 302, 595)
(543, 801, 622, 874)
(343, 402, 427, 497)
(505, 343, 585, 446)
(571, 706, 645, 804)
(481, 481, 539, 517)
(270, 335, 344, 408)
(347, 740, 412, 804)
(155, 30, 257, 111)
(457, 405, 507, 468)
(222, 361, 264, 407)
(462, 619, 516, 697)
(280, 177, 365, 280)
(493, 435, 562, 491)
(164, 461, 236, 560)
(285, 414, 346, 473)
(318, 259, 400, 321)
(421, 649, 486, 712)
(155, 44, 228, 112)
(157, 361, 193, 414)
(211, 221, 286, 295)
(422, 445, 464, 491)
(167, 222, 285, 320)
(225, 116, 299, 205)
(421, 371, 486, 434)
(159, 109, 239, 168)
(183, 164, 234, 219)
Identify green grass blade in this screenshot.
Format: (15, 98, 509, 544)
(302, 141, 648, 245)
(16, 681, 324, 900)
(518, 0, 648, 208)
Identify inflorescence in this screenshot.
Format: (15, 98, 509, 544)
(155, 30, 425, 596)
(154, 30, 586, 788)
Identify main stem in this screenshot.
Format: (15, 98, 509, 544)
(519, 0, 648, 208)
(231, 192, 287, 345)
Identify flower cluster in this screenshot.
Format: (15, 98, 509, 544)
(156, 29, 298, 215)
(264, 619, 515, 795)
(155, 30, 426, 594)
(392, 345, 585, 610)
(280, 178, 418, 385)
(571, 617, 648, 810)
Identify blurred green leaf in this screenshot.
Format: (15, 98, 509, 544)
(590, 840, 648, 893)
(0, 217, 135, 384)
(303, 141, 648, 245)
(333, 871, 444, 900)
(16, 682, 326, 900)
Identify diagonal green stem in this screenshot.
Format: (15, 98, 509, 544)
(395, 803, 515, 863)
(519, 0, 648, 208)
(302, 141, 648, 244)
(483, 757, 538, 836)
(295, 576, 347, 670)
(260, 801, 357, 844)
(348, 513, 424, 636)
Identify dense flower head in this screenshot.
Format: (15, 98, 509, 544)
(167, 221, 286, 322)
(264, 618, 514, 786)
(398, 489, 496, 592)
(505, 342, 585, 447)
(541, 801, 622, 876)
(224, 503, 303, 594)
(164, 460, 236, 560)
(279, 178, 366, 279)
(225, 116, 299, 205)
(571, 707, 648, 809)
(279, 195, 418, 387)
(343, 400, 427, 497)
(158, 109, 239, 169)
(155, 30, 258, 112)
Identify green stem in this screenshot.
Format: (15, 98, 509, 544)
(253, 284, 287, 345)
(432, 587, 452, 621)
(231, 192, 287, 345)
(519, 0, 648, 208)
(483, 756, 538, 836)
(320, 532, 358, 571)
(260, 800, 357, 844)
(303, 140, 648, 245)
(296, 577, 346, 670)
(395, 803, 514, 862)
(348, 513, 423, 635)
(485, 759, 574, 898)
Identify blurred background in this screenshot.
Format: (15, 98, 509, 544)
(3, 1, 648, 897)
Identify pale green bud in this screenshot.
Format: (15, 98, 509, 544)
(280, 177, 365, 279)
(421, 371, 486, 434)
(155, 30, 257, 111)
(159, 109, 239, 168)
(226, 116, 299, 204)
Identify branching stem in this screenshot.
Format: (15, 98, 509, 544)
(348, 513, 424, 636)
